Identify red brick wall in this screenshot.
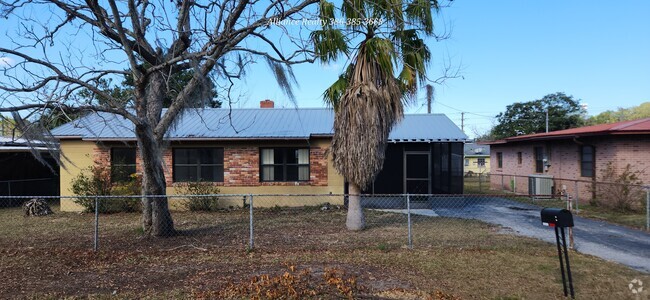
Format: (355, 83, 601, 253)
(93, 146, 110, 167)
(94, 143, 329, 188)
(224, 147, 258, 186)
(490, 135, 650, 202)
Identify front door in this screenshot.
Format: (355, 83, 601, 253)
(404, 151, 431, 194)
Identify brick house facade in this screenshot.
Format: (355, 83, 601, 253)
(93, 142, 329, 188)
(487, 118, 650, 202)
(53, 103, 467, 211)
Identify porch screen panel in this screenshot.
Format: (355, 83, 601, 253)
(450, 143, 464, 194)
(432, 143, 442, 192)
(440, 143, 450, 193)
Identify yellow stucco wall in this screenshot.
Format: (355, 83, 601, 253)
(464, 156, 490, 175)
(59, 139, 96, 211)
(59, 138, 345, 211)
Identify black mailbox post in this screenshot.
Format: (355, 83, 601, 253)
(541, 208, 574, 227)
(541, 208, 575, 299)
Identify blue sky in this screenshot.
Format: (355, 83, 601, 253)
(242, 1, 650, 138)
(2, 1, 649, 138)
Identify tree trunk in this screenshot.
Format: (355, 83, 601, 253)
(136, 123, 175, 236)
(346, 183, 365, 231)
(135, 71, 175, 237)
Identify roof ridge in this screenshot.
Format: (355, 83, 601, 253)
(610, 117, 650, 130)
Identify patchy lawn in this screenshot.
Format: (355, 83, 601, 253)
(0, 205, 646, 299)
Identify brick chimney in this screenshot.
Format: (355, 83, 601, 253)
(260, 99, 274, 108)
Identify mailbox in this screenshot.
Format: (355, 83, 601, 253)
(541, 208, 574, 227)
(541, 208, 576, 298)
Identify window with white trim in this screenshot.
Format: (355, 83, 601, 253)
(260, 148, 309, 182)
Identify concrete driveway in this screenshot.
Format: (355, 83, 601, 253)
(429, 197, 650, 273)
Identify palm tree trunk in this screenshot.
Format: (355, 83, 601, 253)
(346, 182, 365, 231)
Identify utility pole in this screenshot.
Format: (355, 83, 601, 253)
(426, 84, 433, 114)
(546, 109, 549, 133)
(461, 112, 465, 132)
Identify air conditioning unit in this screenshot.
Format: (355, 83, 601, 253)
(528, 174, 553, 198)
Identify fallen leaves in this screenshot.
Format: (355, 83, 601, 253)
(193, 265, 366, 299)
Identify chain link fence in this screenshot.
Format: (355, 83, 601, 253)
(484, 173, 650, 230)
(1, 190, 648, 255)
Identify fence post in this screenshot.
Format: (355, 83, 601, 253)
(574, 182, 579, 214)
(93, 196, 99, 252)
(646, 189, 649, 231)
(513, 176, 517, 193)
(249, 194, 254, 250)
(501, 174, 505, 192)
(407, 194, 412, 249)
(478, 173, 482, 192)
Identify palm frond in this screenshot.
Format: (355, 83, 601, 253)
(311, 29, 349, 63)
(330, 41, 403, 189)
(326, 0, 441, 190)
(319, 0, 336, 21)
(323, 64, 353, 110)
(405, 0, 436, 34)
(363, 37, 397, 78)
(342, 0, 365, 24)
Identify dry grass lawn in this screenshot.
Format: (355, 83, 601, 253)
(0, 204, 647, 299)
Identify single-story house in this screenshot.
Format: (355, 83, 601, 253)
(485, 117, 650, 200)
(51, 100, 467, 211)
(463, 143, 490, 177)
(0, 136, 59, 205)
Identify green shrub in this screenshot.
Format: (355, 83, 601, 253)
(176, 181, 221, 211)
(70, 164, 142, 213)
(591, 163, 645, 212)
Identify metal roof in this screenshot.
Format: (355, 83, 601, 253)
(0, 136, 58, 152)
(51, 108, 467, 142)
(463, 143, 490, 156)
(485, 117, 650, 144)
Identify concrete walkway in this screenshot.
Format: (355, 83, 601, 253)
(387, 197, 650, 273)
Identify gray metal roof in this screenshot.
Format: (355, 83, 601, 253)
(0, 136, 58, 152)
(464, 143, 490, 156)
(51, 108, 467, 142)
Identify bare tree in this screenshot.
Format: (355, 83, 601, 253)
(0, 0, 320, 236)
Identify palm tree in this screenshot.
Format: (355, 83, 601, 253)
(314, 0, 439, 230)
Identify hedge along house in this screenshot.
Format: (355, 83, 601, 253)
(51, 100, 467, 211)
(486, 117, 650, 202)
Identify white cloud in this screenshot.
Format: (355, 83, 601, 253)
(0, 57, 15, 68)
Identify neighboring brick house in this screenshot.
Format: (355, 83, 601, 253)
(486, 118, 650, 201)
(52, 100, 467, 211)
(463, 143, 490, 176)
